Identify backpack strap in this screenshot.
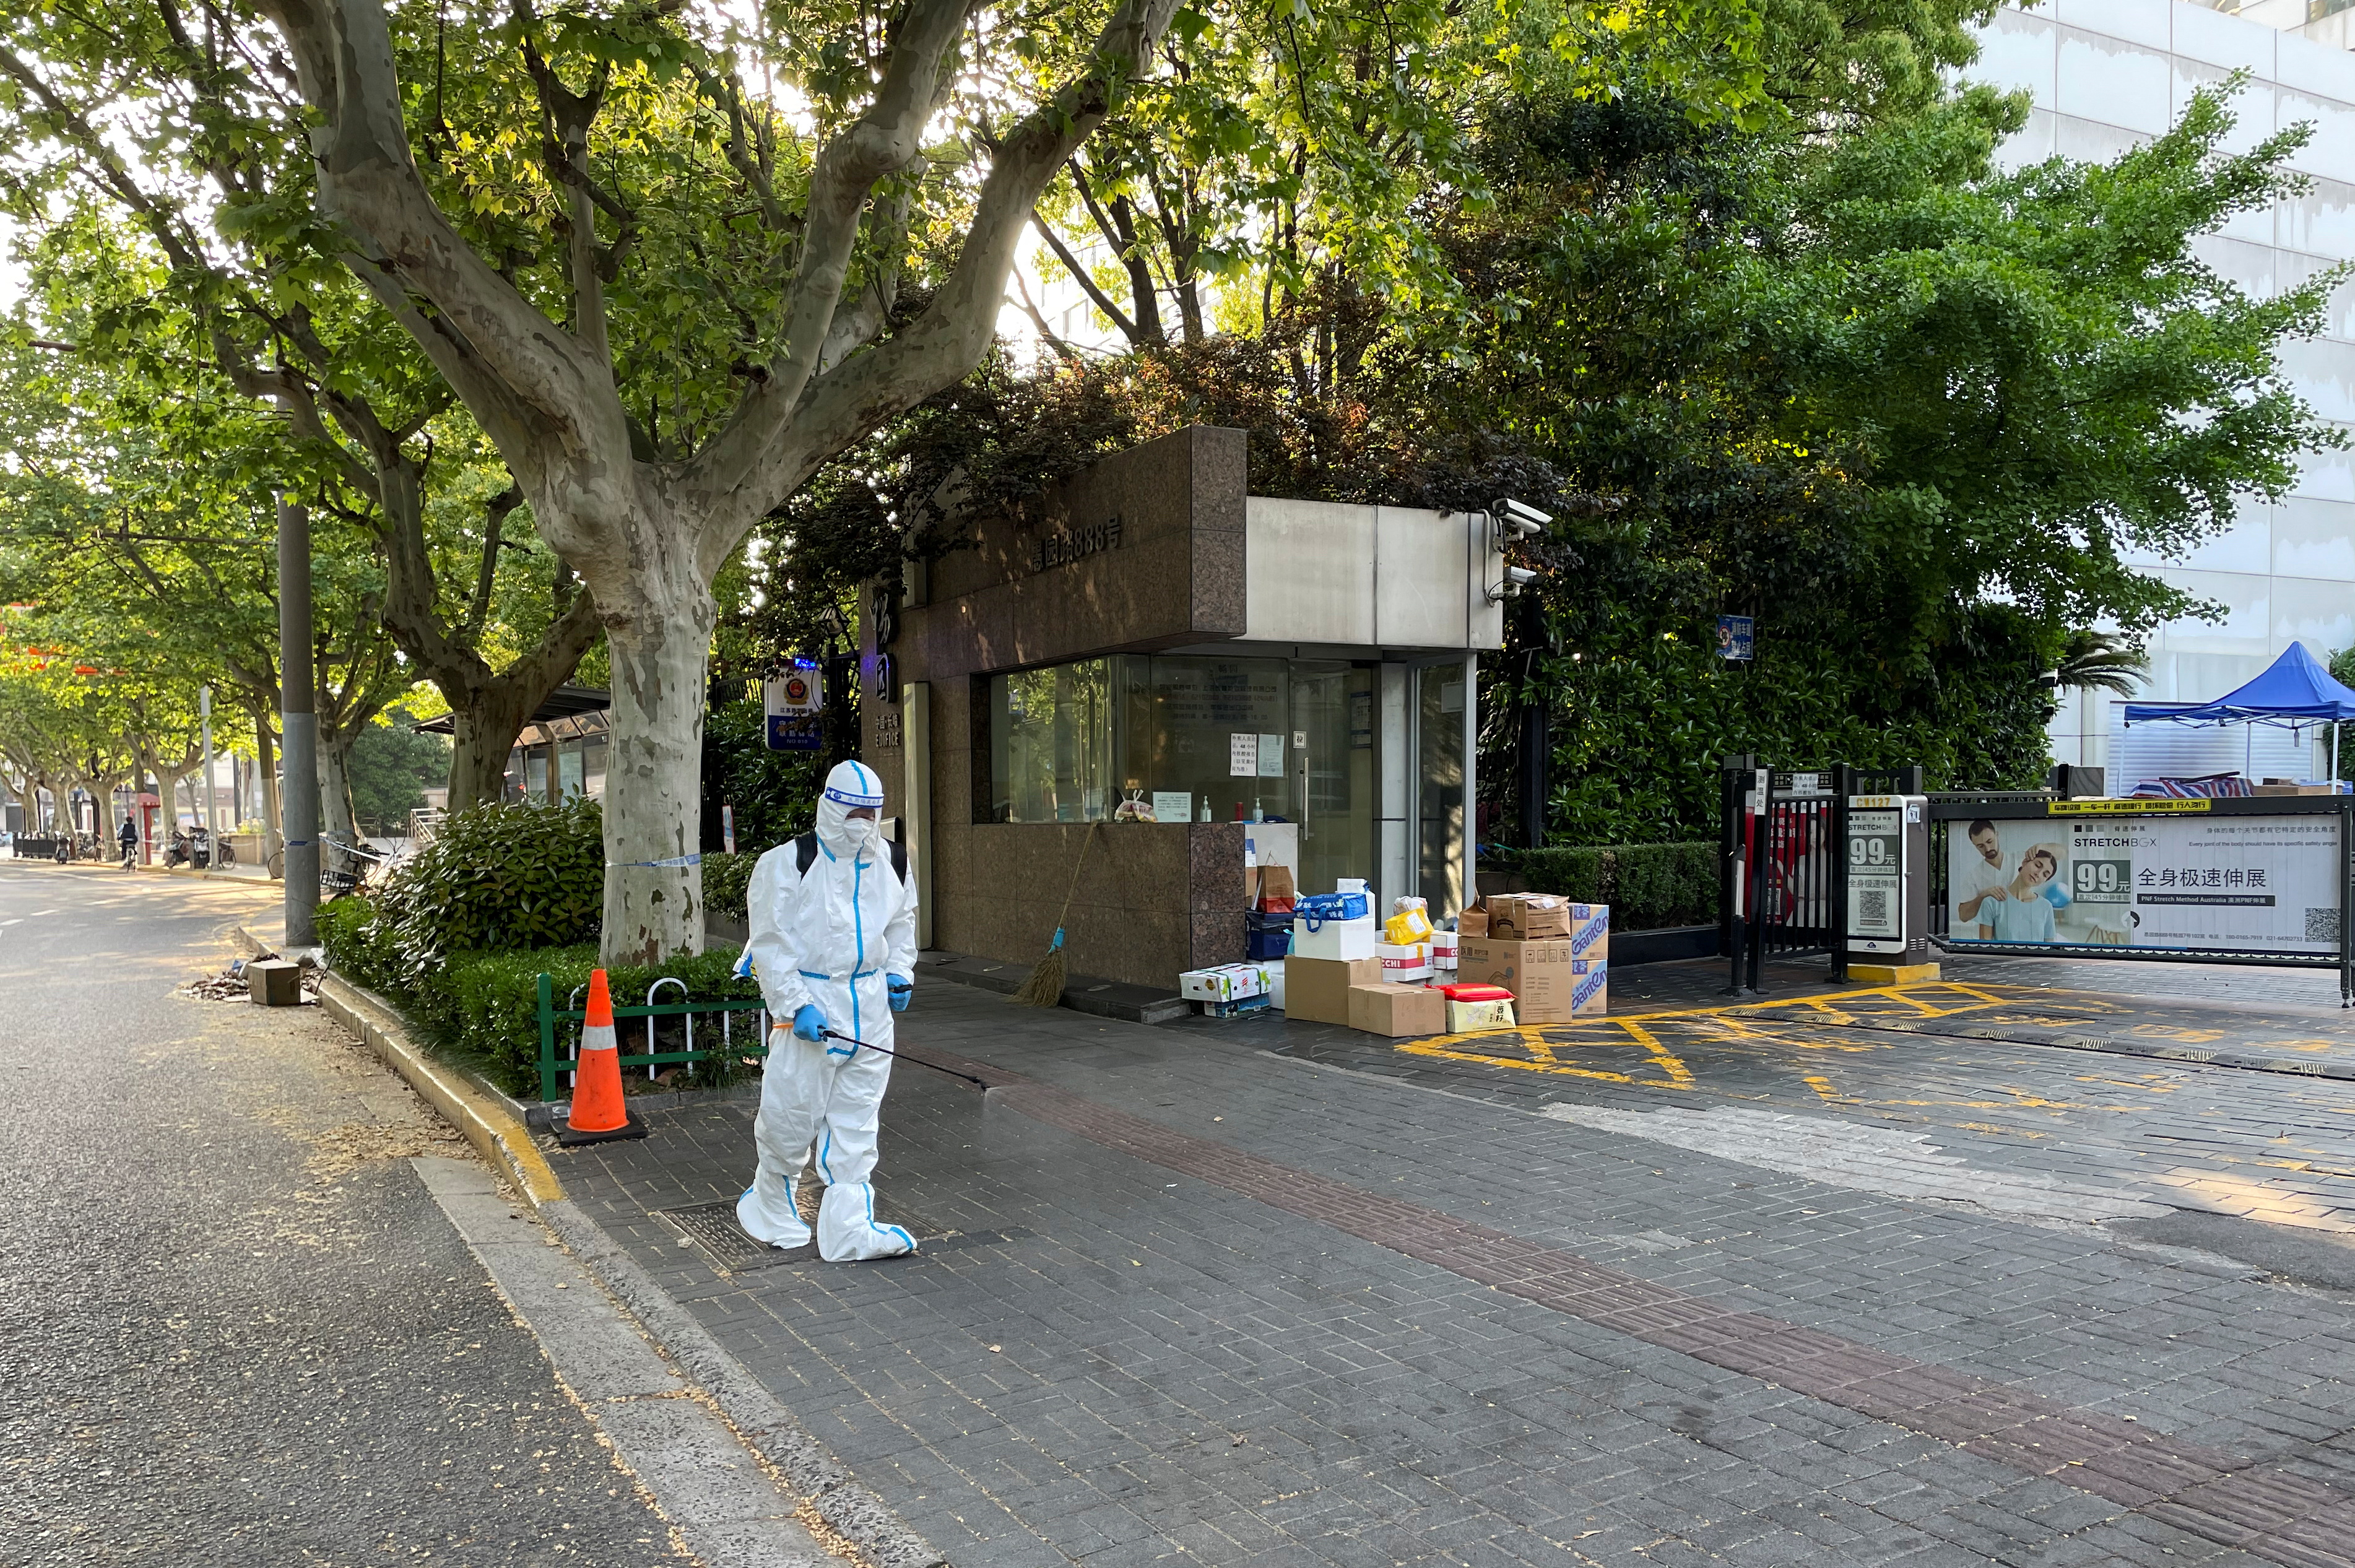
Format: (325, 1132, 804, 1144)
(795, 829, 907, 885)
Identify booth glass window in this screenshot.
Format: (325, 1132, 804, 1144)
(991, 658, 1119, 821)
(1130, 656, 1291, 824)
(986, 654, 1380, 888)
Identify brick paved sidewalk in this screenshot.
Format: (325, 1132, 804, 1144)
(553, 987, 2355, 1568)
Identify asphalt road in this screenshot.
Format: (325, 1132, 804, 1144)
(0, 862, 686, 1566)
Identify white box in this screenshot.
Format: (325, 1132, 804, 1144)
(1179, 964, 1266, 1003)
(1292, 914, 1376, 962)
(1377, 942, 1433, 982)
(1265, 960, 1286, 1011)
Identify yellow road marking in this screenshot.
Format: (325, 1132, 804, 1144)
(1394, 1035, 1687, 1091)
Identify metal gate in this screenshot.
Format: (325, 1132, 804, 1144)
(1720, 758, 1849, 993)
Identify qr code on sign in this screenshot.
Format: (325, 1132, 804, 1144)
(1860, 890, 1888, 925)
(2307, 907, 2341, 943)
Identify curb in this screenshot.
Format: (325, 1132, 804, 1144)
(1813, 1015, 2355, 1082)
(1944, 1023, 2355, 1081)
(321, 970, 568, 1210)
(539, 1200, 950, 1568)
(241, 927, 950, 1568)
(232, 921, 562, 1208)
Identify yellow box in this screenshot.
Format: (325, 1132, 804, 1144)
(1446, 997, 1516, 1031)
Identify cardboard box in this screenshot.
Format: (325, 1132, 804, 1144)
(1456, 937, 1595, 1023)
(1485, 894, 1571, 940)
(1376, 942, 1433, 982)
(1292, 913, 1376, 962)
(1283, 955, 1380, 1024)
(1179, 963, 1266, 1003)
(248, 958, 302, 1007)
(1348, 982, 1446, 1038)
(1568, 903, 1609, 960)
(1569, 957, 1607, 1018)
(1457, 906, 1488, 937)
(1447, 996, 1516, 1031)
(2255, 782, 2338, 795)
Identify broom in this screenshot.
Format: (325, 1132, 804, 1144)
(1012, 821, 1101, 1007)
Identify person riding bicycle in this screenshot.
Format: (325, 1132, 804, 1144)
(117, 815, 139, 868)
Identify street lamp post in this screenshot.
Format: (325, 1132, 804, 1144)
(279, 496, 319, 946)
(199, 687, 218, 858)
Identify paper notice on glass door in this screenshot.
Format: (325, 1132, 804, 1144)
(1259, 734, 1285, 776)
(1230, 733, 1259, 776)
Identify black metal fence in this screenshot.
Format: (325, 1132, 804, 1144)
(1720, 758, 1850, 992)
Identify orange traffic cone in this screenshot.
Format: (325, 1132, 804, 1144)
(559, 968, 647, 1146)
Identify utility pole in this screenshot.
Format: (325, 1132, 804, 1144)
(279, 496, 319, 946)
(199, 687, 219, 855)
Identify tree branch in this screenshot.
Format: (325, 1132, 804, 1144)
(693, 0, 1184, 572)
(254, 0, 624, 505)
(1028, 208, 1138, 341)
(683, 0, 981, 505)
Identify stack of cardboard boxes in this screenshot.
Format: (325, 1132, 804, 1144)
(1455, 894, 1608, 1022)
(1184, 877, 1608, 1039)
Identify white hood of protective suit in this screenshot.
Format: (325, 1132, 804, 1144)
(816, 760, 886, 858)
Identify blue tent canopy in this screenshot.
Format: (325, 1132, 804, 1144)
(2122, 641, 2355, 730)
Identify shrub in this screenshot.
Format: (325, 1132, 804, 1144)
(703, 851, 757, 923)
(379, 799, 605, 982)
(1512, 842, 1719, 930)
(316, 893, 401, 991)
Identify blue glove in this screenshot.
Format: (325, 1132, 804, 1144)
(791, 1003, 828, 1042)
(888, 977, 913, 1013)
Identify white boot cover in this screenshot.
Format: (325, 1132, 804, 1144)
(737, 1154, 812, 1249)
(817, 1180, 915, 1260)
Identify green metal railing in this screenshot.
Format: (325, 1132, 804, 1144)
(534, 972, 771, 1102)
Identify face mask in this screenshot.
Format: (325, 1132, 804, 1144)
(841, 816, 877, 852)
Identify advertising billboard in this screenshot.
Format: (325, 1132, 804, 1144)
(1945, 810, 2342, 955)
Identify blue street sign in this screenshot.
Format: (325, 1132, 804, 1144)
(766, 714, 824, 752)
(1716, 615, 1755, 662)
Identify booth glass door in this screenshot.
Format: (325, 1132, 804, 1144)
(1286, 662, 1377, 898)
(1413, 661, 1467, 916)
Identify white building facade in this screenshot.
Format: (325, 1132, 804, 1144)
(1969, 0, 2355, 773)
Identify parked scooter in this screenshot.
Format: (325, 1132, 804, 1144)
(189, 825, 212, 870)
(163, 830, 193, 868)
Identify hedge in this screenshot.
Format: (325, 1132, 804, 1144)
(432, 944, 763, 1098)
(1509, 842, 1718, 930)
(321, 903, 766, 1098)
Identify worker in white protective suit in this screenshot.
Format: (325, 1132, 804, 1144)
(734, 760, 920, 1261)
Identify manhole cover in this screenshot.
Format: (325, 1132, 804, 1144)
(660, 1200, 803, 1271)
(657, 1185, 939, 1273)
